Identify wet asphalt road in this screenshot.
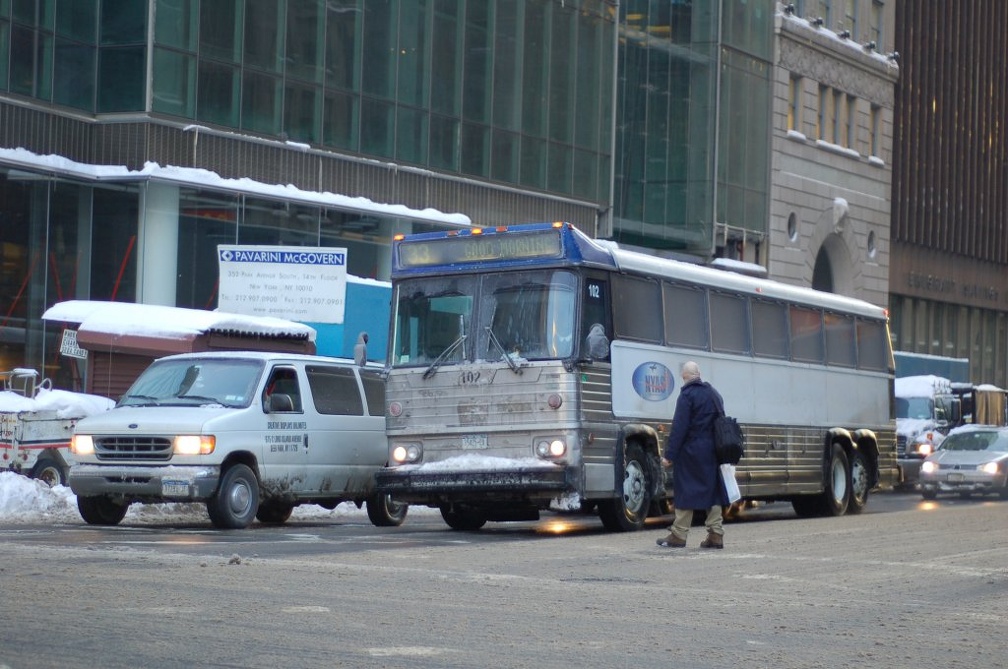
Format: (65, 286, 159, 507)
(0, 490, 1005, 669)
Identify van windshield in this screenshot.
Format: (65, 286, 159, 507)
(118, 358, 265, 408)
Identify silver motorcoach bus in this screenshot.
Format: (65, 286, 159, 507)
(375, 222, 898, 531)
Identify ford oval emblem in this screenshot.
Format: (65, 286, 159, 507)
(631, 362, 674, 401)
(128, 423, 138, 429)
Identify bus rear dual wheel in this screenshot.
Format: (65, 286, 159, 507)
(792, 445, 869, 517)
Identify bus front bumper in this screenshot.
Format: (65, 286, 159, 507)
(374, 466, 576, 505)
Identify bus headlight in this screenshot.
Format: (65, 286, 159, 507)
(71, 434, 94, 455)
(535, 438, 566, 459)
(392, 443, 422, 464)
(174, 435, 216, 455)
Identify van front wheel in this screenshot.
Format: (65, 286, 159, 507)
(77, 495, 129, 525)
(207, 464, 259, 529)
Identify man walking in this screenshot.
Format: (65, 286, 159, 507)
(657, 360, 729, 549)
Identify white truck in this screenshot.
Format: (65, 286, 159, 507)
(895, 374, 960, 486)
(1, 368, 114, 486)
(68, 352, 406, 529)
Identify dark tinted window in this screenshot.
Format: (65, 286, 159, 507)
(790, 305, 824, 363)
(857, 319, 891, 371)
(663, 282, 708, 349)
(710, 291, 749, 354)
(306, 365, 363, 416)
(752, 299, 788, 358)
(613, 275, 662, 343)
(360, 372, 385, 417)
(825, 312, 856, 367)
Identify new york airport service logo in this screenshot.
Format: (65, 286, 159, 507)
(631, 362, 674, 401)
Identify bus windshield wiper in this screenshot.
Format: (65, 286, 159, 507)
(485, 327, 522, 375)
(423, 334, 467, 380)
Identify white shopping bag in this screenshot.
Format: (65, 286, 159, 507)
(720, 463, 741, 503)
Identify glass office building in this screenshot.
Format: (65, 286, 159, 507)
(0, 0, 778, 386)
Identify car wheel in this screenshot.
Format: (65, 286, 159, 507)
(255, 501, 294, 525)
(206, 464, 259, 529)
(846, 449, 870, 514)
(366, 492, 408, 527)
(439, 504, 487, 531)
(32, 456, 67, 488)
(921, 489, 937, 500)
(77, 495, 129, 525)
(598, 443, 652, 532)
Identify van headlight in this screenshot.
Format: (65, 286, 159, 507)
(173, 435, 215, 455)
(71, 434, 94, 455)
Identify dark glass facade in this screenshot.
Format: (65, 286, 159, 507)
(0, 0, 787, 385)
(612, 0, 773, 254)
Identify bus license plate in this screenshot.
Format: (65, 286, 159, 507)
(462, 434, 487, 450)
(162, 479, 189, 496)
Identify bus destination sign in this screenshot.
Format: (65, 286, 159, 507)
(398, 229, 562, 268)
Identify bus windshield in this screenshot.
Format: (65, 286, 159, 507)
(391, 270, 578, 367)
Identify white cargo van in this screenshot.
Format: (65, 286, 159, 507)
(68, 352, 406, 529)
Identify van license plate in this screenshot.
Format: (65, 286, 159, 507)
(462, 434, 487, 450)
(162, 480, 189, 496)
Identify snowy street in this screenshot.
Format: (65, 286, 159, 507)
(0, 479, 1004, 669)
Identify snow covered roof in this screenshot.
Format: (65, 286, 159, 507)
(42, 300, 316, 343)
(0, 387, 114, 417)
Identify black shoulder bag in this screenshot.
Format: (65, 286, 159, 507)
(712, 390, 745, 465)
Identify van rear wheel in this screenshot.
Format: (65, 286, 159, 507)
(207, 464, 259, 529)
(255, 501, 294, 525)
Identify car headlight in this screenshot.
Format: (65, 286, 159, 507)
(979, 462, 1000, 475)
(920, 460, 938, 474)
(71, 434, 94, 455)
(391, 443, 422, 464)
(173, 435, 215, 455)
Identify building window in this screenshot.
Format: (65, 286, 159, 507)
(832, 89, 842, 144)
(788, 75, 802, 132)
(843, 0, 857, 38)
(870, 104, 881, 156)
(845, 95, 856, 148)
(817, 84, 829, 140)
(870, 1, 884, 50)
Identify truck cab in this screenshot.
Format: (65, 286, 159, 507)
(895, 375, 960, 486)
(68, 352, 406, 529)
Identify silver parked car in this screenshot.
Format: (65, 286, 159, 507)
(919, 425, 1008, 500)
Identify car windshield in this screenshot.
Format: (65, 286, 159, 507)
(118, 358, 265, 408)
(940, 430, 1008, 453)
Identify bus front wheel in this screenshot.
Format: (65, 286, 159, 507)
(598, 443, 652, 532)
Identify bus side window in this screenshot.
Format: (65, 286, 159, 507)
(581, 277, 611, 359)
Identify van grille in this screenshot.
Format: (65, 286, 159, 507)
(95, 437, 173, 461)
(896, 435, 907, 457)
